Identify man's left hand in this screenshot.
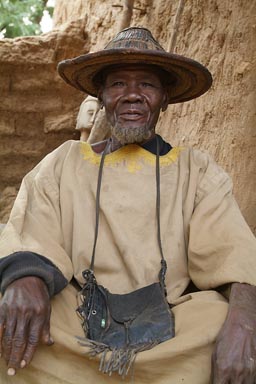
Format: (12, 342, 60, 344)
(212, 282, 256, 384)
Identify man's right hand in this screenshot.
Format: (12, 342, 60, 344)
(0, 276, 53, 376)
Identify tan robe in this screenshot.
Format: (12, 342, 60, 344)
(0, 140, 256, 383)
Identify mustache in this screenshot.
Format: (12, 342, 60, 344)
(118, 104, 147, 115)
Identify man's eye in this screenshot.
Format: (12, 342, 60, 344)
(141, 82, 154, 88)
(112, 81, 125, 87)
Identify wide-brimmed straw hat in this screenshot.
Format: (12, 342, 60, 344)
(58, 27, 212, 104)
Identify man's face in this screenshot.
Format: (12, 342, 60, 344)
(99, 65, 168, 145)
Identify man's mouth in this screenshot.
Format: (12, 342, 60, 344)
(119, 109, 145, 121)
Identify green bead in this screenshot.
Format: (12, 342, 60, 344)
(101, 319, 106, 328)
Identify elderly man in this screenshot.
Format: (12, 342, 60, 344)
(0, 27, 256, 384)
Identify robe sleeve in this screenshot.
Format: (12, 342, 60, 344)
(188, 149, 256, 290)
(0, 141, 75, 285)
(0, 252, 68, 297)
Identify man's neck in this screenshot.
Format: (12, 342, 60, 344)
(109, 132, 157, 153)
(90, 134, 172, 156)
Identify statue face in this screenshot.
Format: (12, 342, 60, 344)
(76, 98, 100, 130)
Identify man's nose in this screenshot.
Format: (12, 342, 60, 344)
(122, 84, 144, 103)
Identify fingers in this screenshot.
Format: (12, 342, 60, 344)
(0, 310, 21, 376)
(0, 312, 53, 375)
(212, 358, 256, 384)
(41, 321, 54, 346)
(7, 314, 53, 372)
(19, 321, 43, 367)
(2, 316, 17, 365)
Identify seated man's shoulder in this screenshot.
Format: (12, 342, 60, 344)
(45, 140, 83, 162)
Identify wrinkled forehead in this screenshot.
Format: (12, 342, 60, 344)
(94, 63, 174, 88)
(103, 63, 163, 76)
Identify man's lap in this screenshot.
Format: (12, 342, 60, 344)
(0, 284, 228, 383)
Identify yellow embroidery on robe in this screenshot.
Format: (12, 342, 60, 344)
(80, 142, 184, 173)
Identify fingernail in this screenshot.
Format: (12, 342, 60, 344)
(20, 360, 26, 368)
(46, 336, 54, 345)
(7, 368, 16, 376)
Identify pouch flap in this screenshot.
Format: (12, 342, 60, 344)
(104, 282, 164, 323)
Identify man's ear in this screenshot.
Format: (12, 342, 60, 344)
(97, 88, 103, 103)
(161, 92, 169, 112)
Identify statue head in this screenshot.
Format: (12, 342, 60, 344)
(76, 96, 101, 140)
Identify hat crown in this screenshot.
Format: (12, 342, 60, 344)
(104, 27, 165, 52)
(58, 27, 212, 104)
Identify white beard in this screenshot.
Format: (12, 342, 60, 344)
(111, 123, 153, 145)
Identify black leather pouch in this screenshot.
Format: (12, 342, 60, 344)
(77, 269, 175, 377)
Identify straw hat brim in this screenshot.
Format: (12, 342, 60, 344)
(58, 49, 212, 104)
